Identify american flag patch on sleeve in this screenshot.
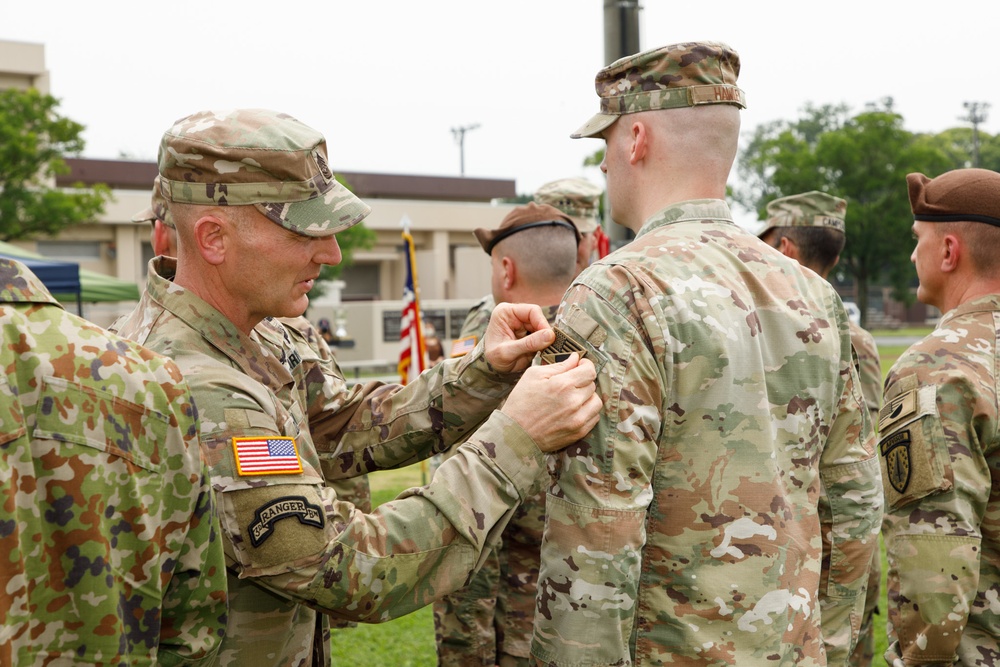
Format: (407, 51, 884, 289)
(233, 436, 303, 476)
(450, 335, 477, 358)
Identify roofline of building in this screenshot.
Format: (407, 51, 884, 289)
(58, 157, 517, 203)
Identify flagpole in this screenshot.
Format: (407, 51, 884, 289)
(398, 215, 429, 484)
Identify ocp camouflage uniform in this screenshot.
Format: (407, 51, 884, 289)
(532, 199, 883, 666)
(435, 303, 558, 667)
(0, 258, 227, 666)
(275, 315, 371, 635)
(880, 294, 1000, 665)
(114, 257, 550, 667)
(848, 320, 883, 667)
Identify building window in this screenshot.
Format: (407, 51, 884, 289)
(36, 241, 101, 261)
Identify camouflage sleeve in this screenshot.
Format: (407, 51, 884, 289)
(533, 283, 657, 664)
(815, 359, 883, 665)
(880, 356, 991, 665)
(458, 299, 493, 341)
(849, 323, 883, 427)
(220, 409, 548, 622)
(145, 364, 229, 667)
(306, 337, 518, 478)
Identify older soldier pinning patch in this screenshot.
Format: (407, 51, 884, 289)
(113, 107, 601, 667)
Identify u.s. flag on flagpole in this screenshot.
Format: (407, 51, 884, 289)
(398, 216, 427, 385)
(232, 436, 303, 476)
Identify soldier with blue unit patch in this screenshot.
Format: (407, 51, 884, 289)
(880, 168, 1000, 666)
(112, 108, 601, 667)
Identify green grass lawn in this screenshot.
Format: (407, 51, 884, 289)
(330, 333, 926, 664)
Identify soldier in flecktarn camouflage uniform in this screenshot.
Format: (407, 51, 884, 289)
(880, 168, 1000, 666)
(435, 203, 581, 666)
(0, 257, 227, 666)
(758, 191, 884, 667)
(530, 42, 883, 666)
(112, 108, 601, 667)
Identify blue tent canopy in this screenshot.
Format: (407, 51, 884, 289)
(0, 253, 83, 314)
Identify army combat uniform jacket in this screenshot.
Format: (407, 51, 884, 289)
(531, 200, 883, 666)
(0, 258, 226, 666)
(115, 258, 549, 667)
(880, 294, 1000, 666)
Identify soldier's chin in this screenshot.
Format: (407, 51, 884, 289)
(279, 295, 310, 319)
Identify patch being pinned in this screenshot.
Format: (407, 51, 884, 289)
(248, 496, 324, 547)
(540, 326, 587, 364)
(233, 436, 303, 476)
(881, 429, 912, 494)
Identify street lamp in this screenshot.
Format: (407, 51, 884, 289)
(961, 101, 991, 168)
(451, 123, 480, 176)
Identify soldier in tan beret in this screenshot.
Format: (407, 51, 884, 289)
(532, 42, 881, 665)
(112, 108, 602, 667)
(880, 168, 1000, 665)
(759, 191, 884, 667)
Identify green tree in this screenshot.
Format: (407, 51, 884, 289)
(0, 88, 110, 241)
(734, 100, 952, 326)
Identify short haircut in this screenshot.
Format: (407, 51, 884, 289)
(771, 226, 845, 274)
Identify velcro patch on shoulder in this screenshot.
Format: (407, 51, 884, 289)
(233, 436, 303, 476)
(450, 335, 478, 358)
(561, 304, 608, 348)
(879, 389, 917, 433)
(540, 326, 588, 364)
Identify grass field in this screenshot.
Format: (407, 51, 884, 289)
(330, 332, 931, 664)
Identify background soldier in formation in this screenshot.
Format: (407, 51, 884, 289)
(435, 202, 581, 666)
(531, 41, 882, 665)
(0, 257, 227, 666)
(880, 168, 1000, 665)
(757, 190, 884, 667)
(111, 108, 600, 667)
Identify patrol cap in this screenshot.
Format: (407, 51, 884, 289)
(130, 175, 174, 228)
(907, 168, 1000, 227)
(157, 108, 371, 237)
(474, 202, 579, 255)
(758, 191, 847, 238)
(572, 41, 746, 139)
(533, 178, 603, 234)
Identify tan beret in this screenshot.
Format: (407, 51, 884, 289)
(907, 168, 1000, 227)
(474, 202, 579, 255)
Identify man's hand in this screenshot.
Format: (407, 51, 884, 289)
(501, 353, 601, 452)
(482, 302, 557, 373)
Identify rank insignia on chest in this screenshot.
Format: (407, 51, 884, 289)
(881, 429, 912, 494)
(232, 436, 303, 476)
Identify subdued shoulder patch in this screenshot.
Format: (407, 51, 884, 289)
(232, 436, 303, 476)
(561, 303, 608, 347)
(540, 326, 588, 364)
(450, 335, 477, 358)
(248, 496, 324, 547)
(881, 429, 912, 494)
(880, 388, 917, 433)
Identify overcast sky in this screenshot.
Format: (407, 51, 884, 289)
(5, 0, 999, 218)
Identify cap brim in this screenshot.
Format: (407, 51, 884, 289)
(473, 228, 492, 253)
(571, 215, 599, 234)
(131, 206, 156, 224)
(259, 180, 372, 237)
(570, 112, 619, 139)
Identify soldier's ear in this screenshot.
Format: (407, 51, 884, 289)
(191, 214, 227, 266)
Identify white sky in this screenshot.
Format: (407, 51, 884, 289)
(5, 0, 1000, 214)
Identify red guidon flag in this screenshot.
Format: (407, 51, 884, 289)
(232, 436, 303, 476)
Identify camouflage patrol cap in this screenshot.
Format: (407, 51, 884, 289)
(533, 178, 603, 234)
(474, 202, 579, 255)
(157, 108, 371, 237)
(130, 175, 174, 228)
(572, 41, 746, 139)
(758, 191, 847, 238)
(907, 168, 1000, 227)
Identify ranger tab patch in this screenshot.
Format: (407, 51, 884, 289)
(248, 496, 324, 547)
(233, 436, 303, 476)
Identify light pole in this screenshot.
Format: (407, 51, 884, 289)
(961, 101, 990, 168)
(451, 123, 480, 176)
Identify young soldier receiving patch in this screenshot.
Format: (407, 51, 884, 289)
(880, 168, 1000, 666)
